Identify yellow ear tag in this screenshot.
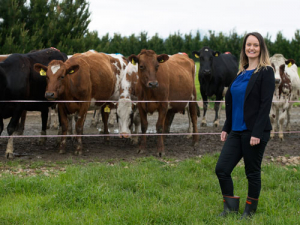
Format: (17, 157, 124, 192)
(215, 53, 219, 57)
(131, 59, 136, 65)
(288, 62, 292, 67)
(69, 70, 75, 74)
(104, 105, 110, 113)
(195, 54, 199, 58)
(159, 59, 164, 63)
(40, 69, 46, 76)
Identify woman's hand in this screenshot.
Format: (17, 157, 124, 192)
(250, 136, 260, 146)
(221, 131, 228, 141)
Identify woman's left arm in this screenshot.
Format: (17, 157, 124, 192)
(251, 67, 275, 139)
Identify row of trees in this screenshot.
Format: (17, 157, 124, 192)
(1, 0, 300, 64)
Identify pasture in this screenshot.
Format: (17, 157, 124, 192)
(0, 155, 299, 224)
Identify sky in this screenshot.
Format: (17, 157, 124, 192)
(88, 0, 300, 41)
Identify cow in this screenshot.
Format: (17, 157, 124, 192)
(0, 48, 68, 159)
(117, 62, 141, 145)
(270, 56, 300, 140)
(34, 51, 128, 155)
(128, 50, 199, 156)
(192, 47, 238, 127)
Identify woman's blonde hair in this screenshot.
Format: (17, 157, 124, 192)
(238, 32, 271, 74)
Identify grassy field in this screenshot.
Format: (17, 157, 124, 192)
(0, 155, 299, 224)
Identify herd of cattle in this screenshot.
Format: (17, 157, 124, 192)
(0, 48, 299, 159)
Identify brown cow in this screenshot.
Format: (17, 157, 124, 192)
(34, 51, 126, 155)
(128, 50, 199, 156)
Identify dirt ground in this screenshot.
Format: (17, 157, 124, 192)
(0, 107, 299, 165)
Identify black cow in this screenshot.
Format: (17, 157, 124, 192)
(192, 46, 238, 127)
(0, 48, 68, 159)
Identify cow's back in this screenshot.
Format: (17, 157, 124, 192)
(79, 52, 116, 101)
(159, 54, 196, 102)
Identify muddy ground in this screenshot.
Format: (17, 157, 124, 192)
(0, 107, 299, 164)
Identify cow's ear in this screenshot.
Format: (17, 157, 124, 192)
(128, 55, 139, 65)
(285, 59, 295, 68)
(34, 63, 48, 76)
(157, 54, 169, 63)
(66, 65, 79, 75)
(192, 51, 200, 58)
(213, 51, 221, 57)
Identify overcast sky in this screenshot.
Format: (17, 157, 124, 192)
(88, 0, 300, 41)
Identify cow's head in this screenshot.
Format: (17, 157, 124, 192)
(34, 60, 79, 100)
(192, 47, 220, 81)
(270, 54, 286, 88)
(128, 49, 169, 88)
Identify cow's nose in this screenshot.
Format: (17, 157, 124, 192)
(204, 69, 211, 75)
(148, 81, 159, 88)
(275, 78, 281, 84)
(45, 92, 55, 99)
(119, 133, 130, 138)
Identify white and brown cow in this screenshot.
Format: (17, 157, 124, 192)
(270, 56, 300, 140)
(34, 51, 127, 155)
(117, 62, 141, 145)
(128, 50, 199, 156)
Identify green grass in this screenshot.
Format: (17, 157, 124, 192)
(0, 155, 299, 224)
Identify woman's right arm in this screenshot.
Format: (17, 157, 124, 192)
(221, 131, 228, 141)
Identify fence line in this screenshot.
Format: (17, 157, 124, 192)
(1, 100, 300, 103)
(0, 131, 299, 139)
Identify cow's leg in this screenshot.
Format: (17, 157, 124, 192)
(213, 94, 223, 127)
(130, 110, 140, 145)
(189, 101, 199, 147)
(101, 106, 110, 144)
(270, 105, 276, 139)
(74, 109, 88, 156)
(0, 118, 3, 135)
(138, 105, 148, 154)
(51, 105, 59, 129)
(164, 110, 175, 134)
(156, 105, 168, 157)
(278, 104, 288, 141)
(90, 109, 97, 127)
(38, 108, 49, 145)
(185, 107, 193, 139)
(201, 98, 208, 127)
(108, 108, 116, 127)
(16, 110, 26, 135)
(47, 107, 52, 129)
(285, 105, 292, 131)
(5, 110, 23, 159)
(58, 106, 68, 154)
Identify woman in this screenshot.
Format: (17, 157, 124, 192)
(215, 32, 275, 219)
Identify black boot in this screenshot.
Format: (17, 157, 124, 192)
(240, 197, 258, 219)
(218, 195, 240, 217)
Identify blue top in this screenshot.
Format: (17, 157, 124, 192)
(230, 69, 255, 131)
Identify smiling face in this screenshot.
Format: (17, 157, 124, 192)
(245, 35, 260, 61)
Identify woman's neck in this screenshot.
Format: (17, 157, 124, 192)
(247, 58, 259, 70)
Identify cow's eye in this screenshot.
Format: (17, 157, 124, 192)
(155, 65, 159, 70)
(139, 65, 145, 70)
(60, 75, 65, 79)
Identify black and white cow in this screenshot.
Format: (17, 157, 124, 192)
(192, 47, 238, 127)
(0, 48, 68, 158)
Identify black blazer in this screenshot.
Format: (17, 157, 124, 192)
(222, 66, 275, 139)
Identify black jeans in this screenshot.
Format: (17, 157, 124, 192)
(215, 130, 270, 199)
